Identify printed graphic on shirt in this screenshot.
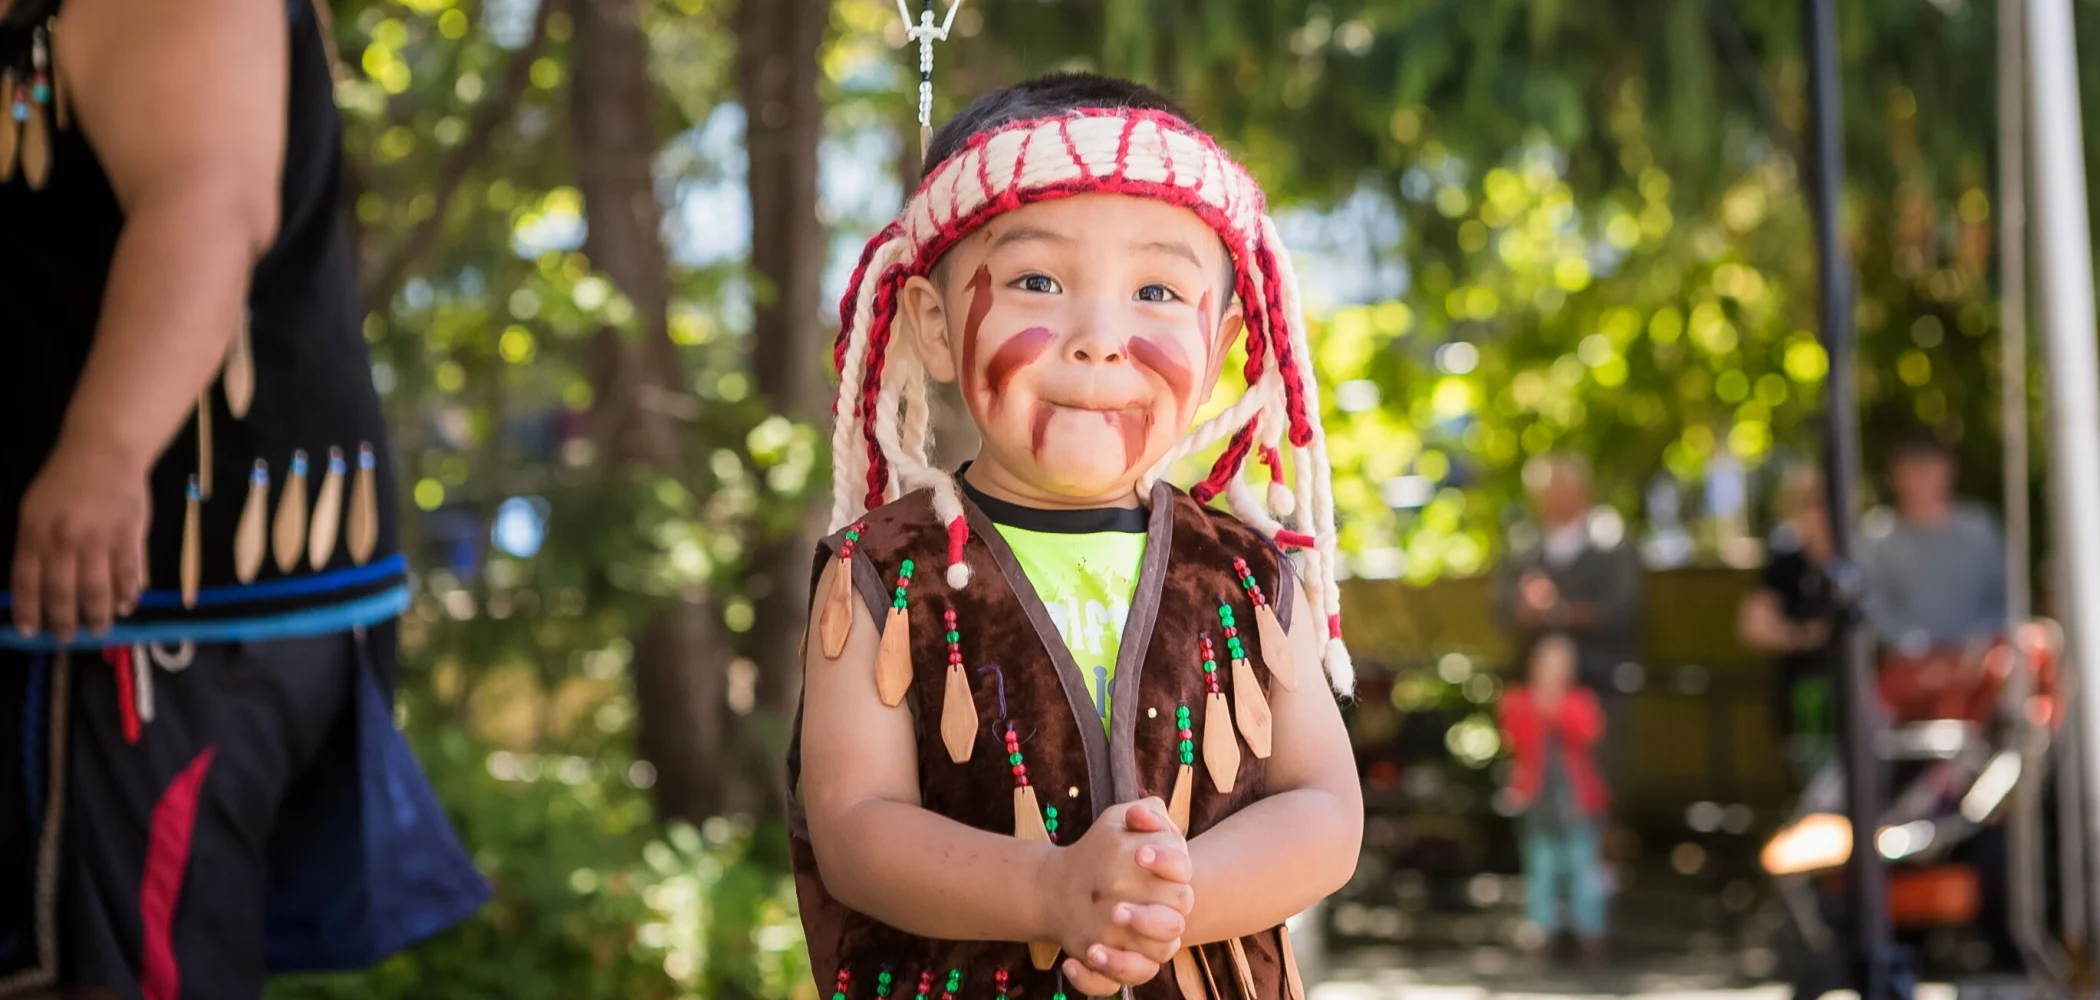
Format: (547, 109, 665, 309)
(994, 525, 1148, 729)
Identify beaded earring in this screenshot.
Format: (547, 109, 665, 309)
(938, 607, 977, 763)
(1006, 723, 1059, 970)
(1234, 557, 1297, 690)
(875, 558, 916, 706)
(820, 521, 866, 657)
(1217, 597, 1273, 759)
(1198, 635, 1240, 794)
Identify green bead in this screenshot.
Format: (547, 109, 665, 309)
(893, 598, 906, 610)
(845, 530, 859, 541)
(1045, 820, 1059, 832)
(1180, 752, 1194, 765)
(946, 630, 960, 643)
(1203, 660, 1216, 671)
(1179, 739, 1194, 752)
(1045, 806, 1058, 818)
(901, 558, 915, 572)
(1009, 752, 1023, 765)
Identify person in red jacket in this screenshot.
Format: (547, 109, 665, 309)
(1499, 631, 1610, 962)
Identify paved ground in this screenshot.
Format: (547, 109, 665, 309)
(1307, 949, 1972, 1000)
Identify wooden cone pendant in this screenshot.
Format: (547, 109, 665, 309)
(818, 521, 865, 658)
(874, 558, 917, 707)
(273, 450, 309, 574)
(234, 461, 269, 584)
(347, 443, 379, 566)
(1005, 725, 1060, 970)
(1196, 946, 1225, 999)
(1235, 557, 1298, 691)
(938, 609, 975, 762)
(1198, 636, 1240, 794)
(1280, 925, 1308, 1000)
(1217, 599, 1273, 759)
(1168, 703, 1196, 831)
(1232, 657, 1272, 759)
(195, 393, 213, 499)
(1, 71, 18, 183)
(18, 91, 49, 191)
(223, 310, 256, 419)
(1225, 938, 1257, 999)
(1171, 949, 1207, 1000)
(180, 477, 201, 609)
(307, 447, 344, 569)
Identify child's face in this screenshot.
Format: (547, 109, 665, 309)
(1530, 637, 1575, 691)
(903, 194, 1242, 501)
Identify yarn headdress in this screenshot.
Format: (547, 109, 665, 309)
(827, 106, 1355, 696)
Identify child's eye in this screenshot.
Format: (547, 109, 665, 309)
(1014, 273, 1061, 294)
(1135, 284, 1180, 304)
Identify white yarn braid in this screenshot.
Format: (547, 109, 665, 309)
(829, 237, 909, 532)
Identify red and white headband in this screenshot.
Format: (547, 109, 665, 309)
(827, 107, 1354, 694)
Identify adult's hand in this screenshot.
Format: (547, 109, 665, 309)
(11, 438, 150, 639)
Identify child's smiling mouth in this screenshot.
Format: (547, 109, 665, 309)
(1029, 402, 1156, 469)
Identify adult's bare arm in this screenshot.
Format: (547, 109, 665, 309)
(10, 0, 285, 638)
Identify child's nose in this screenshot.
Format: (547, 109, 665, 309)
(1063, 297, 1128, 365)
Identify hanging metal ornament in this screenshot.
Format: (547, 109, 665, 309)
(896, 0, 963, 159)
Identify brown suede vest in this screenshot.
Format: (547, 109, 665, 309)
(789, 482, 1300, 999)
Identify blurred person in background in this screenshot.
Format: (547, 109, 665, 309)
(1498, 632, 1609, 966)
(0, 0, 483, 995)
(1738, 465, 1836, 784)
(1861, 430, 2006, 662)
(1491, 454, 1641, 775)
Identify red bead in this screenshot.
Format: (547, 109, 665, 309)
(944, 609, 957, 622)
(949, 652, 962, 664)
(1179, 729, 1192, 739)
(1012, 764, 1025, 775)
(1018, 776, 1030, 786)
(1225, 627, 1237, 637)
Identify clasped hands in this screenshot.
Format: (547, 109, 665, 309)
(1040, 797, 1193, 997)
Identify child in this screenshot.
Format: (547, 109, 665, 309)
(1497, 632, 1609, 963)
(792, 74, 1364, 999)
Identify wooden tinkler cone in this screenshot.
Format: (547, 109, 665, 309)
(1280, 925, 1308, 1000)
(346, 443, 379, 566)
(1010, 747, 1060, 969)
(1231, 655, 1273, 759)
(1204, 690, 1239, 795)
(874, 557, 917, 707)
(307, 447, 345, 570)
(233, 460, 269, 584)
(1256, 601, 1296, 691)
(1171, 949, 1207, 1000)
(0, 70, 17, 183)
(223, 310, 255, 419)
(818, 562, 853, 657)
(1225, 938, 1257, 999)
(195, 393, 213, 499)
(273, 450, 309, 574)
(1167, 763, 1193, 833)
(940, 663, 976, 763)
(180, 477, 201, 609)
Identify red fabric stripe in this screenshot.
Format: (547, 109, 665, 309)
(108, 646, 140, 744)
(139, 747, 216, 1000)
(1275, 530, 1316, 549)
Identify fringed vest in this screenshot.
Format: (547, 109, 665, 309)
(789, 481, 1305, 999)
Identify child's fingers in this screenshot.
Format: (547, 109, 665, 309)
(1124, 796, 1171, 832)
(1061, 958, 1124, 997)
(1080, 943, 1163, 987)
(1135, 840, 1194, 883)
(1112, 902, 1187, 944)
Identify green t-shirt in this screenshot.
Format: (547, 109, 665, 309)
(963, 477, 1149, 730)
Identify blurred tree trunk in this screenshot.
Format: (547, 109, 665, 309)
(737, 0, 829, 821)
(572, 0, 729, 824)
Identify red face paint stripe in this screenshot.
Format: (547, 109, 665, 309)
(1128, 336, 1195, 414)
(140, 746, 216, 1000)
(961, 264, 996, 401)
(1030, 405, 1056, 458)
(1110, 410, 1153, 472)
(985, 327, 1055, 404)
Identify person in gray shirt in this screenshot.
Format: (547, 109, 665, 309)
(1859, 433, 2007, 656)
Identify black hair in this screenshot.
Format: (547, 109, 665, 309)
(1888, 426, 1955, 466)
(921, 73, 1196, 181)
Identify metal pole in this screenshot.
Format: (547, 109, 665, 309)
(1804, 0, 1897, 996)
(1996, 0, 2064, 983)
(2026, 0, 2100, 967)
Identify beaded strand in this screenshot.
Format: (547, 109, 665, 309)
(893, 558, 916, 610)
(994, 968, 1010, 1000)
(832, 968, 852, 1000)
(938, 968, 962, 1000)
(1177, 704, 1195, 766)
(1200, 635, 1222, 696)
(914, 970, 934, 1000)
(876, 967, 894, 999)
(1217, 598, 1247, 666)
